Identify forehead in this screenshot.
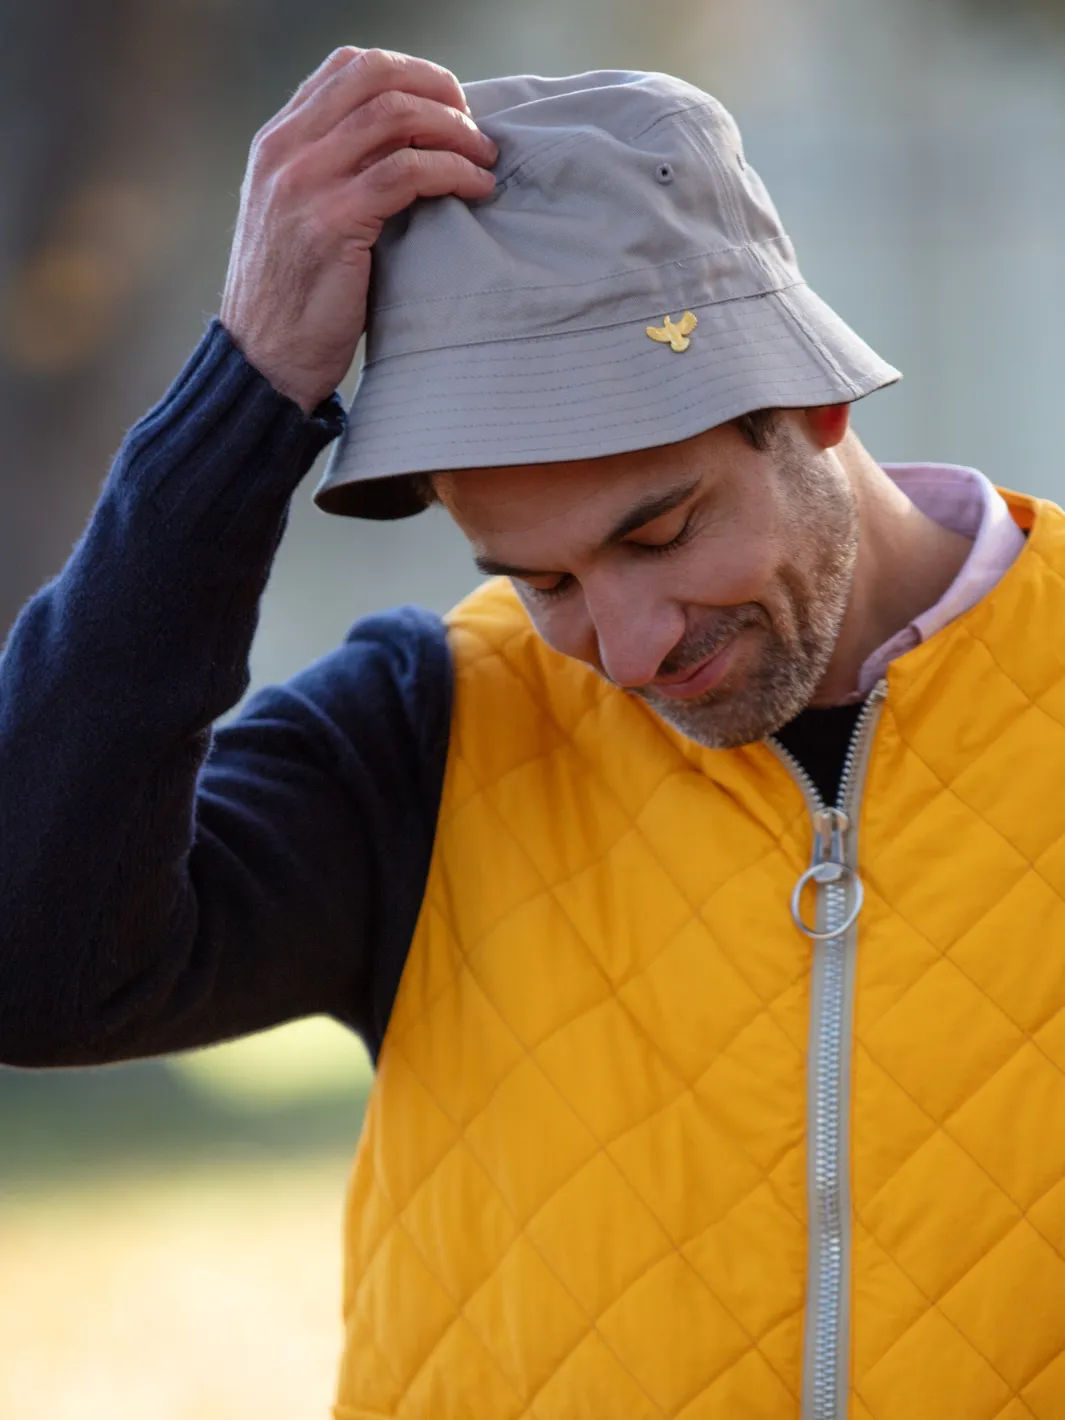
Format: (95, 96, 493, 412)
(436, 424, 736, 545)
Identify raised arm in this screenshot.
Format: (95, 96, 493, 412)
(0, 48, 496, 1067)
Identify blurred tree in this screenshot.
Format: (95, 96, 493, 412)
(1, 0, 205, 629)
(956, 0, 1065, 38)
(0, 0, 483, 1161)
(0, 0, 485, 640)
(4, 0, 1057, 644)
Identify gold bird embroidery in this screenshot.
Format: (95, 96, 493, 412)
(646, 310, 698, 352)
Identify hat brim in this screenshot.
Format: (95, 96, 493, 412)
(314, 284, 900, 520)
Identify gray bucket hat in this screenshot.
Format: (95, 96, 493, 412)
(315, 69, 900, 520)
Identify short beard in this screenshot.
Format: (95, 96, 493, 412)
(631, 443, 858, 751)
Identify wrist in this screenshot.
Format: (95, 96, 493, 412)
(218, 319, 335, 417)
(115, 321, 345, 545)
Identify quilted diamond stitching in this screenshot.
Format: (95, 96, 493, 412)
(347, 532, 1065, 1416)
(949, 870, 1065, 1038)
(454, 657, 1057, 1413)
(389, 1116, 804, 1420)
(447, 643, 807, 1094)
(462, 745, 805, 1223)
(1018, 1348, 1065, 1418)
(854, 929, 1065, 1390)
(411, 865, 802, 1403)
(484, 631, 812, 1044)
(989, 1397, 1039, 1420)
(861, 858, 1065, 1191)
(381, 1088, 662, 1415)
(389, 954, 678, 1407)
(961, 590, 1065, 709)
(858, 1038, 1065, 1273)
(885, 703, 1065, 928)
(383, 647, 811, 1406)
(855, 1216, 1065, 1413)
(388, 1215, 526, 1410)
(856, 1307, 1015, 1420)
(864, 779, 1030, 956)
(853, 622, 1065, 1410)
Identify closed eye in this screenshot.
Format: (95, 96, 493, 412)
(520, 518, 695, 600)
(522, 572, 575, 600)
(631, 514, 696, 557)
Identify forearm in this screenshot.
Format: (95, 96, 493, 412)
(0, 322, 344, 1065)
(0, 33, 493, 1066)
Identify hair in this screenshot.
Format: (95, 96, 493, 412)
(409, 469, 438, 510)
(732, 407, 779, 451)
(408, 408, 780, 510)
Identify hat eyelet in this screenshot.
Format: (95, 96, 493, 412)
(653, 161, 675, 185)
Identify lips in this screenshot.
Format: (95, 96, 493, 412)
(650, 635, 739, 701)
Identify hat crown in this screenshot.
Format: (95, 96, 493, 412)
(315, 68, 899, 520)
(365, 70, 801, 362)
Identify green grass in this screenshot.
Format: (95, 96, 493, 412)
(0, 1017, 374, 1189)
(0, 1019, 375, 1418)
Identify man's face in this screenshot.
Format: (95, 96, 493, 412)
(436, 411, 859, 749)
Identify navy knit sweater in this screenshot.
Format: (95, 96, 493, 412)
(0, 322, 452, 1066)
(0, 323, 855, 1071)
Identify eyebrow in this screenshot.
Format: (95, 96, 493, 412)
(473, 478, 701, 579)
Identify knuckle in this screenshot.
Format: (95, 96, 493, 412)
(371, 87, 419, 122)
(271, 157, 311, 203)
(370, 146, 420, 188)
(328, 45, 360, 66)
(250, 123, 285, 169)
(356, 47, 402, 80)
(387, 145, 421, 178)
(431, 62, 465, 101)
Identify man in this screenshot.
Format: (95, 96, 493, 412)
(1, 45, 1062, 1420)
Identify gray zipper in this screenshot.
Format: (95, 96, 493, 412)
(766, 679, 887, 1420)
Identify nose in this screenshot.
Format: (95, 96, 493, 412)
(585, 580, 686, 689)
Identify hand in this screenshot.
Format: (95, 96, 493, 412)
(220, 48, 498, 413)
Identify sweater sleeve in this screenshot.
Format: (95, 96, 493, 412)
(0, 322, 451, 1068)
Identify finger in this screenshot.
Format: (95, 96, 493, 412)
(275, 46, 364, 122)
(287, 49, 472, 146)
(347, 148, 496, 230)
(318, 92, 496, 179)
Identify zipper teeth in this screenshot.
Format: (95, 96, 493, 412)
(768, 679, 888, 821)
(837, 681, 888, 824)
(767, 678, 887, 1420)
(768, 741, 824, 815)
(813, 880, 848, 1420)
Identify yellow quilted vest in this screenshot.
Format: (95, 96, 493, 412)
(335, 489, 1065, 1420)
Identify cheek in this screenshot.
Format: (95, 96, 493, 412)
(680, 533, 780, 608)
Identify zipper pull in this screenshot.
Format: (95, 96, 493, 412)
(790, 807, 865, 941)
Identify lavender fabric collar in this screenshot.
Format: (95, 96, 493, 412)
(853, 462, 1027, 700)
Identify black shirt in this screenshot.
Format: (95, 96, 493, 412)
(774, 702, 865, 806)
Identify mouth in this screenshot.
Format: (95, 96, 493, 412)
(649, 634, 740, 701)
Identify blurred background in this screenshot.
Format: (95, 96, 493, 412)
(1, 0, 1064, 1414)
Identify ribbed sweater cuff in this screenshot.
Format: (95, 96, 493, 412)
(108, 319, 346, 550)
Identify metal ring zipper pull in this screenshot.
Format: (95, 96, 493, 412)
(790, 863, 865, 941)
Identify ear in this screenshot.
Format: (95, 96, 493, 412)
(803, 403, 850, 451)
